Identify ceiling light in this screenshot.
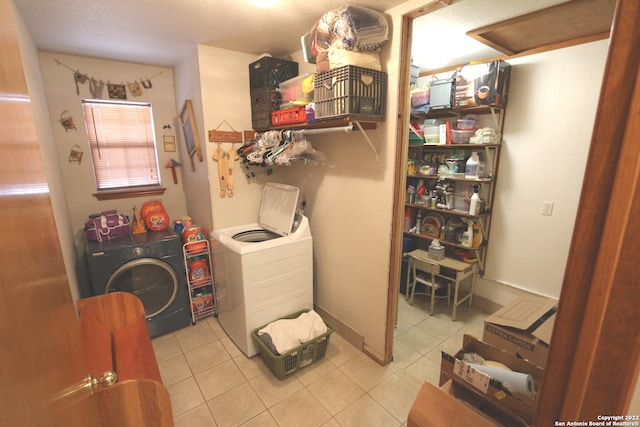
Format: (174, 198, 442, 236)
(252, 0, 275, 7)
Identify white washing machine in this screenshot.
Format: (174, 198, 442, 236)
(210, 183, 313, 356)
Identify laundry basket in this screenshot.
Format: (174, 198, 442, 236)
(251, 310, 333, 380)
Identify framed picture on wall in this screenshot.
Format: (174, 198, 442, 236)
(180, 99, 203, 164)
(163, 135, 176, 152)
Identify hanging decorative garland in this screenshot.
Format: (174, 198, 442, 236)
(54, 58, 162, 99)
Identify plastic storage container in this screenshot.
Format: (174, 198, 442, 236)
(279, 73, 312, 105)
(249, 56, 298, 91)
(271, 106, 307, 126)
(249, 57, 298, 130)
(251, 310, 333, 380)
(451, 128, 475, 144)
(314, 65, 387, 120)
(456, 118, 476, 129)
(251, 88, 281, 130)
(424, 126, 440, 144)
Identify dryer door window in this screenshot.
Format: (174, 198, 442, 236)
(105, 258, 178, 318)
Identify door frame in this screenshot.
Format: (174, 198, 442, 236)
(385, 0, 640, 419)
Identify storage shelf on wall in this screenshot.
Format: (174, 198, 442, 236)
(412, 106, 506, 132)
(268, 117, 383, 160)
(270, 116, 382, 131)
(405, 109, 506, 272)
(183, 240, 216, 324)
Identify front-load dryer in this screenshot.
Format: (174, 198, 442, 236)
(211, 183, 313, 356)
(85, 228, 191, 338)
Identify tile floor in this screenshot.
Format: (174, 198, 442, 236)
(152, 294, 489, 427)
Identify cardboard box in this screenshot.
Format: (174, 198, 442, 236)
(408, 380, 528, 427)
(439, 335, 544, 425)
(482, 296, 556, 368)
(454, 60, 511, 108)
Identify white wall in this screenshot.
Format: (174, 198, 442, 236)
(279, 59, 397, 359)
(196, 45, 271, 230)
(481, 40, 609, 300)
(172, 47, 213, 232)
(12, 3, 81, 300)
(38, 52, 188, 243)
(181, 43, 397, 359)
(174, 44, 288, 234)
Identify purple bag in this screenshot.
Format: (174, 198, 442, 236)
(85, 210, 131, 242)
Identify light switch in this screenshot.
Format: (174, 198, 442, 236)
(542, 201, 554, 216)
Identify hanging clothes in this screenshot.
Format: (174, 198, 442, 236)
(211, 143, 239, 198)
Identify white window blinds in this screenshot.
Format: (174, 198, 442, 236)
(82, 100, 160, 190)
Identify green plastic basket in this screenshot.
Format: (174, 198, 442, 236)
(251, 310, 333, 380)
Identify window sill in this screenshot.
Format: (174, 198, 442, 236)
(93, 187, 166, 201)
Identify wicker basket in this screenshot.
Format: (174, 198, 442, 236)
(251, 310, 333, 380)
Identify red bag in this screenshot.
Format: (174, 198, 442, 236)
(85, 210, 131, 242)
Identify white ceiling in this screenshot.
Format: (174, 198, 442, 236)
(411, 0, 568, 71)
(12, 0, 406, 67)
(13, 0, 568, 69)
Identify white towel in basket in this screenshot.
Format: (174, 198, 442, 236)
(258, 310, 328, 354)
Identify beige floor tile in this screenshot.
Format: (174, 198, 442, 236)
(396, 302, 430, 326)
(340, 353, 393, 391)
(233, 353, 270, 380)
(175, 321, 219, 353)
(393, 318, 412, 336)
(394, 327, 442, 355)
(206, 317, 227, 339)
(207, 383, 266, 427)
(165, 293, 492, 426)
(368, 374, 420, 422)
(415, 313, 464, 340)
(158, 353, 193, 386)
(185, 340, 231, 374)
(424, 330, 464, 365)
(406, 294, 451, 318)
(307, 368, 365, 416)
(335, 394, 401, 427)
(294, 357, 337, 386)
(325, 333, 361, 367)
(152, 332, 183, 363)
(167, 376, 206, 417)
(173, 403, 217, 427)
(219, 335, 243, 358)
(196, 359, 246, 401)
(239, 410, 278, 427)
(450, 305, 484, 323)
(249, 371, 304, 408)
(400, 356, 442, 388)
(461, 316, 486, 338)
(386, 339, 421, 373)
(269, 388, 331, 427)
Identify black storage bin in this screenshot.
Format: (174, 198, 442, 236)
(249, 57, 298, 91)
(251, 88, 281, 131)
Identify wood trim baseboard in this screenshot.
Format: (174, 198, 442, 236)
(314, 305, 364, 352)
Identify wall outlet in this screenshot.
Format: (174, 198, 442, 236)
(542, 201, 554, 216)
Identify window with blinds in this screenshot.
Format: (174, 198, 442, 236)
(82, 100, 161, 192)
